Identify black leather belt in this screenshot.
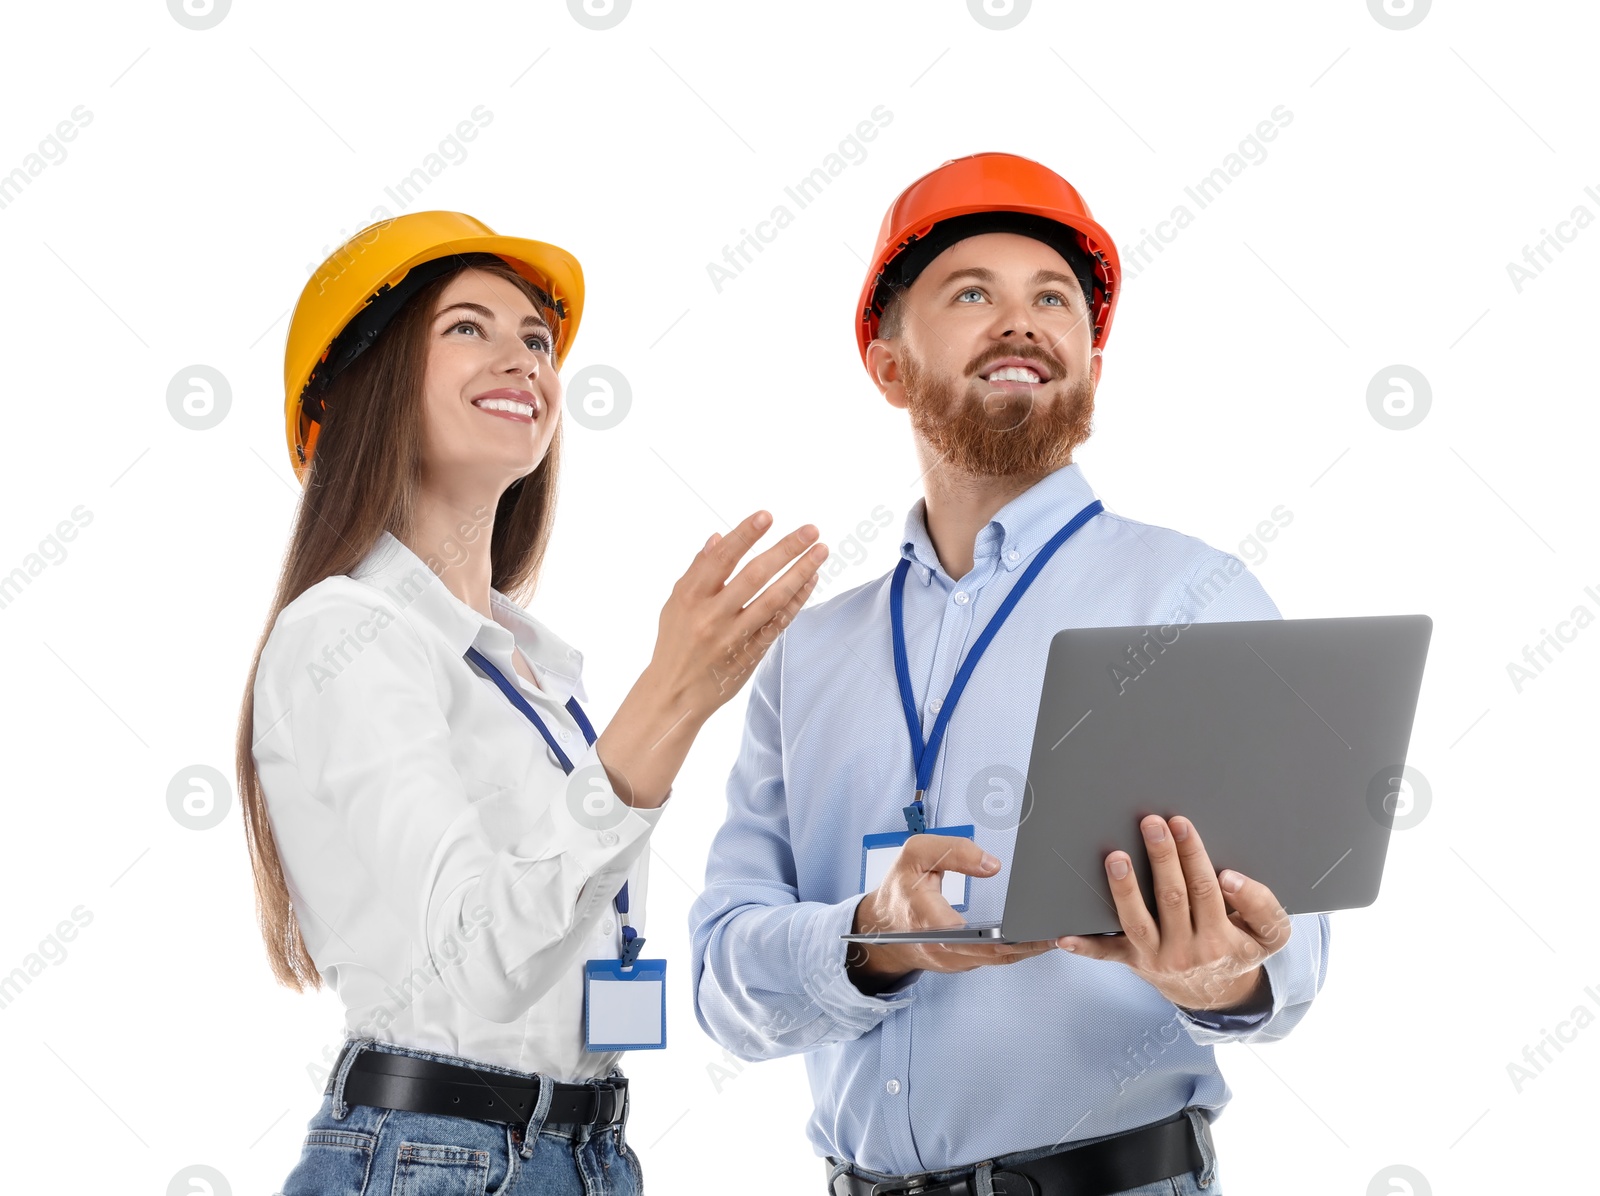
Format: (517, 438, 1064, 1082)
(828, 1111, 1205, 1196)
(327, 1042, 628, 1129)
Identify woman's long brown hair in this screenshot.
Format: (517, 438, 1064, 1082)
(235, 258, 563, 990)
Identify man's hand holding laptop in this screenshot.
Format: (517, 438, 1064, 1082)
(847, 813, 1293, 1015)
(847, 834, 1058, 994)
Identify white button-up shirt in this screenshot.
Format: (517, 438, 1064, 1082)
(252, 530, 668, 1081)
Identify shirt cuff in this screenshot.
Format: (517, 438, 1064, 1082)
(536, 742, 666, 882)
(794, 893, 921, 1034)
(627, 786, 672, 828)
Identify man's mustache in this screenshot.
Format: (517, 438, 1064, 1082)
(965, 348, 1067, 379)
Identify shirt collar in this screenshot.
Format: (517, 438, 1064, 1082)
(351, 530, 588, 703)
(899, 462, 1100, 586)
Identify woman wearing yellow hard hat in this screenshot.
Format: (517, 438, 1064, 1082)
(237, 210, 827, 1194)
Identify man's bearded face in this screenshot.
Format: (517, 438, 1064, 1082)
(900, 339, 1095, 477)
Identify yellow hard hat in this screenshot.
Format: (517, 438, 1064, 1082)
(283, 210, 585, 483)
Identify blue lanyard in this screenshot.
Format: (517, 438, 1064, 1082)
(889, 499, 1103, 834)
(465, 645, 643, 966)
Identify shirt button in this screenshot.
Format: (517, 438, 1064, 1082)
(1006, 549, 1020, 563)
(929, 697, 943, 713)
(953, 591, 970, 605)
(601, 920, 614, 934)
(558, 729, 572, 743)
(600, 830, 618, 846)
(885, 1079, 901, 1095)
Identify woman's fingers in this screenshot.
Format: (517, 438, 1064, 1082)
(684, 513, 823, 614)
(769, 568, 821, 631)
(704, 558, 821, 698)
(721, 523, 822, 612)
(737, 543, 828, 639)
(685, 511, 773, 594)
(660, 511, 826, 709)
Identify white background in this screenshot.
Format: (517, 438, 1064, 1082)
(0, 1, 1595, 1192)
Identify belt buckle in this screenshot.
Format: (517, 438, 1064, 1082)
(828, 1161, 968, 1196)
(880, 1174, 966, 1196)
(906, 1179, 971, 1196)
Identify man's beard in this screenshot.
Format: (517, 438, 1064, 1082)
(902, 348, 1095, 478)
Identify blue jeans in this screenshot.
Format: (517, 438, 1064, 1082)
(275, 1039, 643, 1196)
(824, 1107, 1222, 1195)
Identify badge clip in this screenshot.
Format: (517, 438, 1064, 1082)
(619, 930, 645, 969)
(902, 797, 927, 835)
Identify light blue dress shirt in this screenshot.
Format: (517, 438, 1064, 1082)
(688, 462, 1331, 1175)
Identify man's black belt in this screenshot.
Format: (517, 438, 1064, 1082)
(827, 1111, 1205, 1196)
(328, 1042, 627, 1129)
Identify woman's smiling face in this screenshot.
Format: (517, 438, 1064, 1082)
(419, 267, 563, 490)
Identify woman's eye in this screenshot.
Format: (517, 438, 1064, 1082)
(450, 320, 481, 336)
(956, 287, 985, 303)
(525, 335, 554, 353)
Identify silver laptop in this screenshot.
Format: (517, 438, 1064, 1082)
(842, 614, 1433, 945)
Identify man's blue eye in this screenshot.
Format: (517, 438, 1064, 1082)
(957, 288, 984, 302)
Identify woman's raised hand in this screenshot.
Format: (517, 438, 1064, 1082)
(595, 511, 827, 808)
(657, 510, 827, 707)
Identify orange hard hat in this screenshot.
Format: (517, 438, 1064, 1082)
(854, 152, 1121, 371)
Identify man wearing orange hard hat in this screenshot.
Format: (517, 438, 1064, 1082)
(691, 153, 1330, 1195)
